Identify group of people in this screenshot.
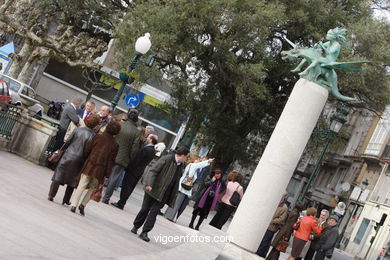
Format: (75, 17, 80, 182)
(256, 195, 340, 260)
(47, 97, 246, 243)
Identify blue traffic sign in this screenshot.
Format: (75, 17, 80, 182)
(125, 94, 140, 108)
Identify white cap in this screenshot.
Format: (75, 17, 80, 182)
(154, 142, 166, 157)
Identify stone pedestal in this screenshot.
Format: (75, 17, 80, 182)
(9, 112, 57, 165)
(225, 79, 328, 255)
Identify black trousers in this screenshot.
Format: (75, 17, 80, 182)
(304, 247, 316, 260)
(117, 172, 140, 208)
(48, 180, 74, 203)
(209, 202, 235, 229)
(133, 193, 164, 233)
(256, 229, 276, 257)
(314, 250, 329, 260)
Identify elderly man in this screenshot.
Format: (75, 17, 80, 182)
(314, 215, 340, 260)
(76, 100, 95, 122)
(94, 105, 111, 133)
(53, 97, 82, 151)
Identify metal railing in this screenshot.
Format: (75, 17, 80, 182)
(0, 103, 23, 139)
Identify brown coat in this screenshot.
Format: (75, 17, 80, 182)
(271, 208, 300, 248)
(80, 132, 119, 184)
(268, 203, 288, 232)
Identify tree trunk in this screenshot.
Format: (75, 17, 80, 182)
(85, 90, 93, 102)
(18, 55, 38, 84)
(8, 40, 33, 79)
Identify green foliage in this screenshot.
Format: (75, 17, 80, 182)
(115, 0, 390, 169)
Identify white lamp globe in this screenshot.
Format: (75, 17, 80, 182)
(135, 33, 152, 54)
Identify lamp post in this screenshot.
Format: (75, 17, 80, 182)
(109, 33, 152, 112)
(299, 105, 349, 201)
(337, 178, 369, 248)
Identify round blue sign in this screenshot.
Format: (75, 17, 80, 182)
(125, 94, 140, 108)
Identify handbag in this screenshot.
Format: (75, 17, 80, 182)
(90, 185, 103, 202)
(48, 148, 65, 164)
(229, 185, 241, 207)
(292, 217, 301, 230)
(181, 165, 194, 190)
(275, 237, 289, 252)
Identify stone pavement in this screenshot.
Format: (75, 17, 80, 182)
(0, 151, 354, 260)
(0, 151, 231, 260)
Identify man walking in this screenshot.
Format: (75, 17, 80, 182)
(131, 146, 190, 242)
(256, 194, 289, 257)
(111, 134, 158, 210)
(102, 109, 141, 204)
(314, 215, 340, 260)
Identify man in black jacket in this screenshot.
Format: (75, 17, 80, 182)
(315, 215, 340, 260)
(111, 134, 158, 210)
(131, 146, 190, 242)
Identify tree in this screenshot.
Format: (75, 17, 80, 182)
(0, 0, 124, 82)
(114, 0, 390, 169)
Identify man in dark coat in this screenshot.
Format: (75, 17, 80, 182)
(314, 215, 340, 260)
(102, 109, 141, 204)
(76, 100, 95, 122)
(131, 146, 190, 242)
(53, 97, 82, 151)
(111, 134, 158, 209)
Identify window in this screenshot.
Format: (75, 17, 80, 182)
(364, 105, 390, 156)
(0, 74, 21, 92)
(353, 218, 370, 244)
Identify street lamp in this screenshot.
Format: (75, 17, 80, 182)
(109, 33, 152, 112)
(299, 105, 349, 201)
(337, 178, 369, 248)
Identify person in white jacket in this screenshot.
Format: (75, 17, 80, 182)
(164, 156, 214, 222)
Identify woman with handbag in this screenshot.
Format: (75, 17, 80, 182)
(70, 121, 120, 216)
(48, 114, 101, 205)
(209, 170, 244, 229)
(165, 156, 214, 222)
(288, 208, 322, 260)
(189, 168, 225, 230)
(266, 202, 305, 260)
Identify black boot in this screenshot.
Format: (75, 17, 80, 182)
(195, 216, 204, 230)
(79, 204, 85, 216)
(189, 214, 197, 229)
(62, 186, 73, 205)
(139, 232, 150, 242)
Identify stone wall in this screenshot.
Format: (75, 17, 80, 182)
(0, 110, 57, 166)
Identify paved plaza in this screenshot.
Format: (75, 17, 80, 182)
(0, 151, 355, 260)
(0, 151, 229, 259)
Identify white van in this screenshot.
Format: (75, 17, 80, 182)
(0, 73, 41, 107)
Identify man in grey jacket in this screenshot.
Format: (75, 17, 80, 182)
(102, 109, 141, 204)
(53, 97, 82, 151)
(314, 215, 340, 260)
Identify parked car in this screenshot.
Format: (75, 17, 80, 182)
(0, 73, 43, 117)
(0, 73, 40, 107)
(0, 78, 19, 104)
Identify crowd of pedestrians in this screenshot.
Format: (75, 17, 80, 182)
(47, 98, 340, 257)
(256, 195, 340, 260)
(47, 98, 245, 242)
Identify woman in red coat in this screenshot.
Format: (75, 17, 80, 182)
(70, 121, 121, 216)
(288, 207, 322, 260)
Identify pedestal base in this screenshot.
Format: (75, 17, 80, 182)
(216, 243, 264, 260)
